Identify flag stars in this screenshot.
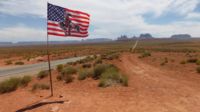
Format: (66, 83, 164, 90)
(48, 3, 65, 22)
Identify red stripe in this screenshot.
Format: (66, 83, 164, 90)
(48, 22, 88, 30)
(48, 22, 59, 27)
(48, 28, 88, 34)
(48, 28, 63, 32)
(77, 23, 89, 28)
(71, 15, 90, 20)
(48, 22, 89, 28)
(65, 8, 90, 17)
(48, 32, 65, 37)
(48, 32, 88, 37)
(70, 18, 89, 24)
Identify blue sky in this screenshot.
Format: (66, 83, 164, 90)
(0, 0, 200, 42)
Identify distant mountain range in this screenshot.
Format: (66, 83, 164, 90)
(0, 35, 199, 47)
(117, 33, 195, 41)
(170, 34, 192, 40)
(0, 38, 113, 46)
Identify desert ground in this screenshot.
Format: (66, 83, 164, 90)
(0, 39, 200, 112)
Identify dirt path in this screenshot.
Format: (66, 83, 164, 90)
(116, 53, 200, 112)
(0, 53, 200, 112)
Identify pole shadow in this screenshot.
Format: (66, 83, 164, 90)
(16, 96, 65, 112)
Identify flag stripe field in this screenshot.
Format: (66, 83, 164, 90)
(48, 3, 90, 37)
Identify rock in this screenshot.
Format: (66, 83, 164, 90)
(50, 106, 59, 112)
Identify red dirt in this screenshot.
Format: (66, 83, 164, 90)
(0, 53, 200, 112)
(0, 52, 75, 67)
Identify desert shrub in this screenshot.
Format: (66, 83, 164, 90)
(0, 77, 21, 94)
(0, 75, 32, 94)
(61, 66, 77, 75)
(20, 75, 32, 87)
(5, 60, 12, 65)
(93, 55, 97, 59)
(37, 70, 49, 79)
(106, 53, 119, 60)
(196, 67, 200, 73)
(76, 60, 84, 64)
(100, 67, 120, 81)
(32, 83, 49, 91)
(196, 60, 200, 65)
(138, 51, 151, 58)
(187, 58, 198, 63)
(57, 64, 64, 72)
(60, 66, 76, 83)
(180, 60, 186, 64)
(82, 63, 92, 68)
(62, 74, 73, 83)
(15, 61, 24, 65)
(78, 69, 94, 80)
(56, 75, 62, 81)
(98, 78, 113, 87)
(84, 56, 95, 62)
(100, 54, 107, 59)
(100, 53, 119, 60)
(94, 58, 102, 65)
(93, 64, 111, 79)
(67, 62, 77, 66)
(77, 56, 94, 64)
(98, 67, 128, 87)
(120, 75, 128, 87)
(160, 57, 168, 66)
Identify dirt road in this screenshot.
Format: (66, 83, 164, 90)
(0, 56, 86, 79)
(115, 53, 200, 112)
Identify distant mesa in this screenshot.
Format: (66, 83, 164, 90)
(139, 33, 154, 39)
(117, 35, 129, 41)
(170, 34, 192, 40)
(117, 33, 154, 41)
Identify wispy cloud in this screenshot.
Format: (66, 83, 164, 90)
(0, 0, 46, 17)
(0, 25, 45, 42)
(0, 0, 199, 42)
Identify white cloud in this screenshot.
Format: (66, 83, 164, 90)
(0, 25, 46, 42)
(0, 0, 199, 40)
(186, 12, 200, 20)
(169, 0, 199, 15)
(0, 0, 46, 17)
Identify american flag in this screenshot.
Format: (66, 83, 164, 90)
(48, 3, 90, 37)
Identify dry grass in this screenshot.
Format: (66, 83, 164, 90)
(1, 39, 199, 61)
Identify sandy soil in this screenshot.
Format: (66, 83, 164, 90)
(0, 53, 200, 112)
(0, 52, 76, 67)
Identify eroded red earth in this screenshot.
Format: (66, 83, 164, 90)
(0, 52, 200, 112)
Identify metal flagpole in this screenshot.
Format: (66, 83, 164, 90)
(46, 35, 53, 96)
(47, 2, 53, 97)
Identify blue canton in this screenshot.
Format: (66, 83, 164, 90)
(48, 3, 65, 22)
